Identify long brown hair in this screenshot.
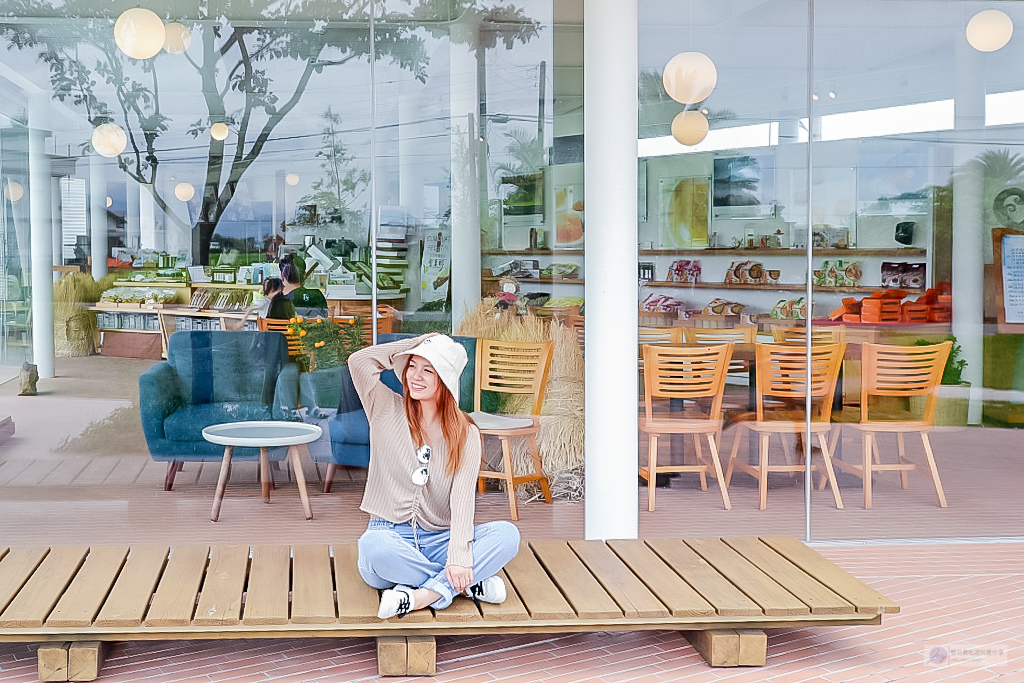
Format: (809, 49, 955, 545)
(403, 364, 476, 476)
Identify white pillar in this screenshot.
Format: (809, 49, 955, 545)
(125, 177, 140, 250)
(50, 177, 62, 281)
(89, 152, 107, 279)
(28, 93, 55, 378)
(450, 21, 482, 329)
(583, 0, 638, 540)
(952, 37, 984, 424)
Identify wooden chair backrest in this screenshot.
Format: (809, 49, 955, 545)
(683, 325, 757, 345)
(638, 326, 683, 347)
(334, 305, 395, 344)
(771, 324, 846, 344)
(474, 339, 555, 415)
(754, 342, 846, 422)
(562, 315, 585, 356)
(256, 317, 304, 357)
(642, 343, 733, 422)
(860, 341, 951, 424)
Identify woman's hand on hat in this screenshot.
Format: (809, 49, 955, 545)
(445, 564, 474, 593)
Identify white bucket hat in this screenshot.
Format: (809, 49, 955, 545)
(394, 335, 468, 404)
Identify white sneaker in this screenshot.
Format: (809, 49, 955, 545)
(377, 585, 416, 619)
(465, 575, 506, 604)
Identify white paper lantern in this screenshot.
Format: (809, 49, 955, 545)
(210, 122, 230, 141)
(91, 123, 128, 158)
(3, 181, 24, 202)
(174, 182, 195, 202)
(967, 9, 1013, 52)
(163, 22, 192, 54)
(285, 173, 300, 186)
(114, 8, 166, 60)
(662, 52, 718, 105)
(671, 110, 709, 146)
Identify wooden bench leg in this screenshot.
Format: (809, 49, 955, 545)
(38, 642, 70, 682)
(68, 641, 109, 681)
(377, 636, 408, 676)
(407, 636, 436, 675)
(377, 636, 436, 676)
(683, 629, 766, 667)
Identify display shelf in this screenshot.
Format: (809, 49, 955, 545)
(641, 281, 924, 295)
(638, 248, 927, 257)
(114, 280, 189, 287)
(482, 276, 585, 285)
(482, 249, 585, 256)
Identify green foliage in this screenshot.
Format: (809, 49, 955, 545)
(915, 335, 968, 385)
(287, 315, 365, 370)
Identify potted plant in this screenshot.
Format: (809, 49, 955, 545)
(912, 335, 970, 427)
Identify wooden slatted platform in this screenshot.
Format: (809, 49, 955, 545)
(0, 538, 898, 680)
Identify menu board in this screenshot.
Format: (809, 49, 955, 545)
(992, 228, 1024, 332)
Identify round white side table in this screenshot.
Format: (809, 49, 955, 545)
(202, 421, 323, 521)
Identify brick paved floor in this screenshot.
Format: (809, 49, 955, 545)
(0, 543, 1020, 682)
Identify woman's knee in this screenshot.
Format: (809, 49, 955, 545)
(358, 529, 402, 568)
(479, 520, 521, 553)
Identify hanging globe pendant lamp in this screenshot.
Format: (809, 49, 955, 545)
(114, 8, 166, 60)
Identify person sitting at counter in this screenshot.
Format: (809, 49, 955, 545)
(263, 277, 297, 320)
(280, 254, 329, 319)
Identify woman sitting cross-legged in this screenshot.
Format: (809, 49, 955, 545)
(350, 333, 521, 619)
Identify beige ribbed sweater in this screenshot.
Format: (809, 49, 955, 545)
(350, 336, 481, 568)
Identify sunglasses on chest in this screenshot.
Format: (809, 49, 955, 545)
(411, 444, 431, 486)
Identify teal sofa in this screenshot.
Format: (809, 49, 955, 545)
(139, 331, 299, 490)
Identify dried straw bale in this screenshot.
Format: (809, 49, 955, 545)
(457, 300, 586, 496)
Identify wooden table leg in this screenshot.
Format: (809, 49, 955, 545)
(260, 447, 271, 503)
(211, 446, 234, 522)
(291, 444, 313, 520)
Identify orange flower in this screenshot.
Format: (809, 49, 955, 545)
(289, 318, 296, 324)
(315, 341, 325, 348)
(299, 329, 307, 337)
(316, 318, 323, 324)
(296, 316, 304, 323)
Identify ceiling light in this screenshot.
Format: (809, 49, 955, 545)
(285, 173, 300, 186)
(967, 9, 1013, 52)
(671, 110, 709, 146)
(662, 51, 718, 105)
(3, 181, 24, 202)
(174, 182, 195, 202)
(812, 93, 820, 101)
(106, 196, 113, 208)
(701, 108, 709, 115)
(828, 91, 836, 99)
(163, 22, 192, 55)
(210, 122, 230, 141)
(114, 8, 166, 60)
(91, 123, 128, 158)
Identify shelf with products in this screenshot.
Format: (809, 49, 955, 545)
(482, 249, 585, 256)
(641, 281, 923, 295)
(482, 276, 585, 286)
(638, 248, 926, 257)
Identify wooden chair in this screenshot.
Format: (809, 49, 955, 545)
(333, 305, 395, 345)
(725, 342, 846, 510)
(472, 339, 555, 521)
(562, 314, 585, 357)
(638, 326, 683, 374)
(828, 341, 951, 509)
(639, 344, 733, 512)
(257, 318, 304, 358)
(683, 324, 757, 373)
(771, 324, 846, 344)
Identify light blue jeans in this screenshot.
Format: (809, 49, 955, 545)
(357, 518, 521, 609)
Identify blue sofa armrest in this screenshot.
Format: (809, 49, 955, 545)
(273, 362, 300, 419)
(139, 362, 185, 443)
